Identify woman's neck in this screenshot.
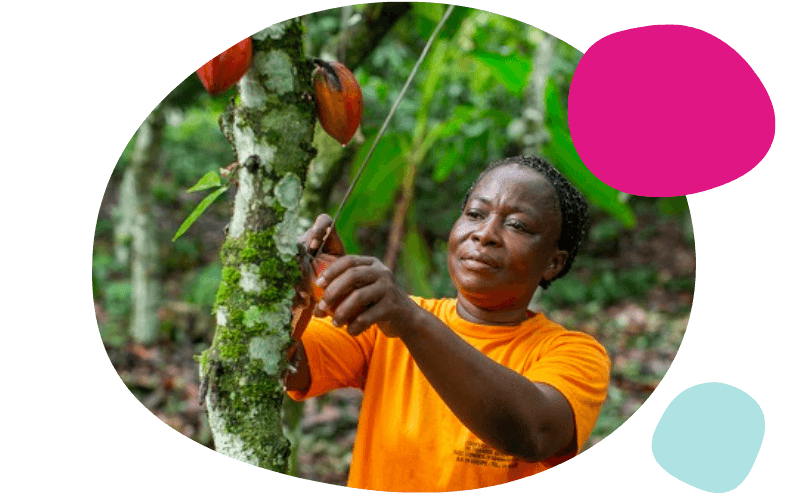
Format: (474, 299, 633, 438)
(455, 294, 531, 326)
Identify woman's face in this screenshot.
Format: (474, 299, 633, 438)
(447, 165, 568, 312)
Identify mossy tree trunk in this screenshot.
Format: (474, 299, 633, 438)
(199, 20, 317, 472)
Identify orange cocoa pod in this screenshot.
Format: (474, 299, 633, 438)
(196, 37, 253, 95)
(290, 252, 339, 342)
(310, 253, 338, 302)
(312, 59, 363, 146)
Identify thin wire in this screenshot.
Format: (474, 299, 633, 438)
(315, 4, 456, 256)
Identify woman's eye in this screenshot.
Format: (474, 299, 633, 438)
(465, 211, 527, 231)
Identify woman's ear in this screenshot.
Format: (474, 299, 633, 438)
(543, 250, 569, 281)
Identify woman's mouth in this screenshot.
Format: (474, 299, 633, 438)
(461, 253, 499, 269)
(462, 260, 495, 272)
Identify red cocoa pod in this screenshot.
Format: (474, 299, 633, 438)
(312, 59, 363, 145)
(196, 37, 253, 95)
(310, 253, 338, 303)
(290, 252, 339, 342)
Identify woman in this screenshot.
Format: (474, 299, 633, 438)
(285, 155, 611, 492)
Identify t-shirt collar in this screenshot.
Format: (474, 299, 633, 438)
(444, 298, 542, 339)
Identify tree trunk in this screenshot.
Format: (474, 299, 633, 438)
(113, 169, 135, 266)
(199, 19, 317, 472)
(327, 2, 412, 69)
(127, 108, 165, 345)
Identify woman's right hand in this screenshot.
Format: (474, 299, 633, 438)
(296, 214, 346, 318)
(286, 214, 348, 393)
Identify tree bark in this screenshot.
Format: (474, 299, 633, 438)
(326, 2, 412, 70)
(199, 19, 317, 472)
(127, 108, 165, 345)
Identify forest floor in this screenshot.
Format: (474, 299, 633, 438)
(95, 182, 694, 486)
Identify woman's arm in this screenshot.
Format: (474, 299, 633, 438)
(315, 255, 576, 462)
(284, 341, 311, 392)
(398, 306, 576, 461)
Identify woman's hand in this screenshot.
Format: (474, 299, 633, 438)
(296, 214, 346, 317)
(298, 214, 346, 257)
(314, 255, 417, 338)
(286, 214, 347, 393)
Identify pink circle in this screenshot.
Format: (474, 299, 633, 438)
(568, 25, 774, 197)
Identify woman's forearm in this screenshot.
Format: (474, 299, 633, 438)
(395, 307, 575, 462)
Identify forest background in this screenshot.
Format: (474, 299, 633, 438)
(92, 3, 695, 486)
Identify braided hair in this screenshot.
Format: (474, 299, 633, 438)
(460, 155, 589, 290)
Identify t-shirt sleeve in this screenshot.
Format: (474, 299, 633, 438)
(522, 331, 611, 456)
(286, 315, 378, 401)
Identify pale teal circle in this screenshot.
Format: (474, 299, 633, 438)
(652, 382, 765, 493)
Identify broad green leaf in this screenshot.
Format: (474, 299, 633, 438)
(470, 50, 532, 97)
(416, 106, 475, 163)
(401, 223, 434, 298)
(187, 170, 222, 192)
(433, 146, 462, 183)
(412, 4, 470, 40)
(336, 134, 406, 253)
(423, 105, 509, 178)
(428, 105, 474, 139)
(419, 41, 448, 117)
(543, 127, 636, 229)
(172, 187, 228, 241)
(542, 79, 636, 228)
(413, 2, 444, 22)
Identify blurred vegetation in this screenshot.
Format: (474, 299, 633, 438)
(93, 3, 694, 486)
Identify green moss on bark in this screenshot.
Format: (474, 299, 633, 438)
(205, 226, 298, 467)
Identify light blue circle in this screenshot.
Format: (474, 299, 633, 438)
(652, 382, 765, 493)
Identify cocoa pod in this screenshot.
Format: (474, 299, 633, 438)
(312, 59, 363, 146)
(196, 38, 252, 95)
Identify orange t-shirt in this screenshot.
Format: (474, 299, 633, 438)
(287, 297, 610, 492)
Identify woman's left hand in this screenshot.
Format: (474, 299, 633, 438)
(314, 255, 416, 337)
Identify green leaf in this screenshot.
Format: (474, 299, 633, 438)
(187, 170, 222, 192)
(411, 4, 469, 40)
(470, 50, 532, 97)
(433, 146, 462, 183)
(401, 224, 434, 298)
(336, 134, 406, 253)
(429, 105, 474, 138)
(542, 79, 636, 228)
(543, 127, 636, 228)
(172, 186, 228, 241)
(419, 41, 448, 116)
(416, 106, 475, 163)
(658, 196, 689, 215)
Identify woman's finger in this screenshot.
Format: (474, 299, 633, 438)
(307, 214, 334, 251)
(329, 281, 384, 330)
(318, 255, 374, 288)
(308, 227, 329, 252)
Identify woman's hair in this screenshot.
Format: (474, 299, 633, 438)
(460, 155, 590, 290)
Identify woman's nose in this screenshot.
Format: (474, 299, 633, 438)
(471, 216, 502, 246)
